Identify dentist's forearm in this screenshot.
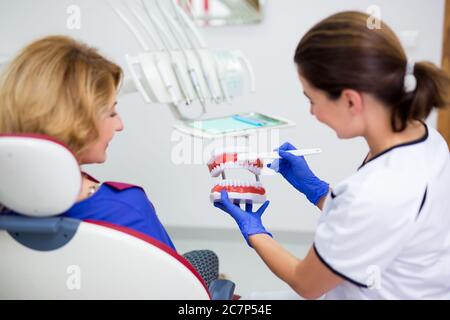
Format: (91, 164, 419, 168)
(316, 194, 327, 210)
(249, 234, 301, 287)
(316, 187, 332, 211)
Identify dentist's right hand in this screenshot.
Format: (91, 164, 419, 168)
(269, 142, 329, 205)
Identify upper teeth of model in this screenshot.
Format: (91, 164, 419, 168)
(210, 162, 261, 177)
(217, 180, 263, 188)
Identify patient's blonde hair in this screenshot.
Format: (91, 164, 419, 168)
(0, 35, 123, 158)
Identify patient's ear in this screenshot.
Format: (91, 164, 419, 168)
(341, 89, 363, 116)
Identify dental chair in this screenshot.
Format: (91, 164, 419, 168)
(0, 134, 235, 299)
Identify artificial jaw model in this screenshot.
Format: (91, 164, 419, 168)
(207, 149, 266, 204)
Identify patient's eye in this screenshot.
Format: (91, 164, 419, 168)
(303, 91, 314, 105)
(109, 101, 118, 117)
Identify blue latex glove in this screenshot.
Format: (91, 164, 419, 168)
(214, 190, 272, 247)
(268, 142, 329, 205)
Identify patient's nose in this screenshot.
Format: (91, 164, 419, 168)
(116, 114, 124, 132)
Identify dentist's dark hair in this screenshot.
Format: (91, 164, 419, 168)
(294, 11, 450, 132)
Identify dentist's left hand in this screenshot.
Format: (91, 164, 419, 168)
(214, 190, 272, 247)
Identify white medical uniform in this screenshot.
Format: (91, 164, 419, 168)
(315, 124, 450, 299)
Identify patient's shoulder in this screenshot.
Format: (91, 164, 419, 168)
(99, 182, 156, 215)
(101, 181, 149, 204)
(101, 181, 152, 205)
(103, 181, 144, 192)
(82, 173, 142, 191)
(80, 172, 151, 205)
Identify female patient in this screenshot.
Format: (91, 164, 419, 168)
(0, 35, 175, 250)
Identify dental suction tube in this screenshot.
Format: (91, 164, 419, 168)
(171, 0, 229, 104)
(155, 0, 207, 112)
(140, 0, 193, 107)
(129, 4, 162, 50)
(109, 1, 150, 51)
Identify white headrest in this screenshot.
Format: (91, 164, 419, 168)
(0, 134, 81, 217)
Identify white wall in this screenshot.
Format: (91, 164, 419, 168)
(0, 0, 445, 233)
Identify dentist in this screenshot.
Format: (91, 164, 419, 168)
(213, 11, 450, 299)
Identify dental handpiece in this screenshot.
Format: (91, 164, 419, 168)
(217, 69, 232, 104)
(156, 58, 179, 104)
(187, 66, 206, 110)
(203, 69, 221, 104)
(171, 61, 193, 105)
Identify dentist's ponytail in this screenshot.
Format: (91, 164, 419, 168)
(399, 61, 450, 131)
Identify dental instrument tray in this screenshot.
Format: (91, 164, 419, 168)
(174, 112, 295, 138)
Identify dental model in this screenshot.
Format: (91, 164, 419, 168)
(207, 149, 266, 204)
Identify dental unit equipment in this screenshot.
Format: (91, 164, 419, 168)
(126, 3, 184, 107)
(175, 112, 295, 139)
(129, 5, 162, 50)
(111, 0, 296, 139)
(170, 0, 225, 104)
(141, 0, 194, 107)
(110, 0, 257, 120)
(110, 2, 151, 51)
(155, 0, 207, 112)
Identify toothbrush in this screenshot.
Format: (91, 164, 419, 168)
(236, 148, 322, 161)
